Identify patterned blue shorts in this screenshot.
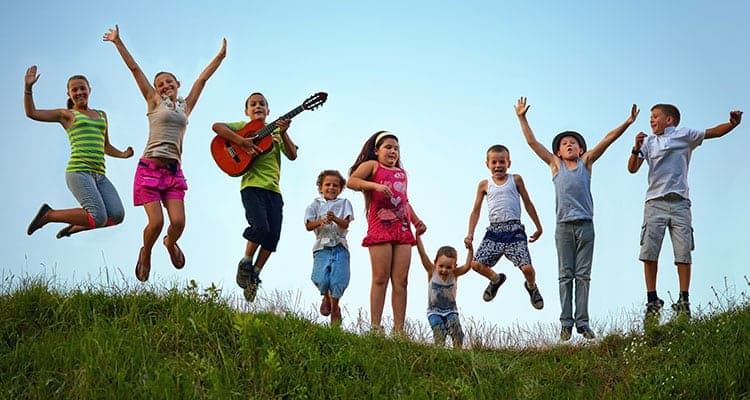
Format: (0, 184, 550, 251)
(474, 220, 532, 268)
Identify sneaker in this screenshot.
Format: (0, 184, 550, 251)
(576, 325, 596, 340)
(236, 257, 253, 289)
(645, 298, 665, 319)
(482, 273, 507, 301)
(524, 281, 544, 309)
(560, 326, 573, 341)
(671, 299, 691, 319)
(243, 273, 261, 302)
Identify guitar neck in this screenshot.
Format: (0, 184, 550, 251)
(255, 105, 305, 139)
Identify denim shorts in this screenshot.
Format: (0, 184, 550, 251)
(311, 244, 351, 299)
(427, 312, 460, 330)
(639, 194, 694, 264)
(133, 158, 188, 206)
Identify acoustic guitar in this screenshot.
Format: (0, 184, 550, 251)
(211, 92, 327, 176)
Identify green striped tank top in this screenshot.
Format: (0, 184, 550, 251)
(66, 110, 106, 174)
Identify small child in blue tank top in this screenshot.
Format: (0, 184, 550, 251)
(416, 233, 473, 348)
(516, 96, 639, 341)
(464, 144, 545, 314)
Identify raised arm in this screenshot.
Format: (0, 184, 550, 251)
(415, 234, 435, 277)
(183, 38, 227, 116)
(464, 180, 486, 249)
(705, 110, 743, 139)
(23, 65, 73, 127)
(584, 104, 639, 167)
(514, 175, 542, 242)
(103, 25, 157, 106)
(627, 132, 647, 173)
(454, 241, 474, 277)
(100, 112, 134, 159)
(515, 97, 556, 167)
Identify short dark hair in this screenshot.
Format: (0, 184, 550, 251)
(651, 104, 681, 126)
(487, 144, 510, 155)
(435, 246, 458, 263)
(245, 92, 267, 110)
(316, 169, 346, 189)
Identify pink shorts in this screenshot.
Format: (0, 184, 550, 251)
(133, 158, 188, 206)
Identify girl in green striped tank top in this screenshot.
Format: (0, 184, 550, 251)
(24, 65, 133, 239)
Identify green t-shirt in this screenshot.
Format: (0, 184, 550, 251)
(224, 121, 292, 194)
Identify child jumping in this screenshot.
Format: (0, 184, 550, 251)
(24, 65, 133, 238)
(628, 104, 742, 321)
(416, 233, 473, 348)
(516, 97, 638, 340)
(465, 144, 544, 314)
(348, 131, 426, 334)
(212, 92, 297, 302)
(304, 170, 354, 325)
(104, 25, 226, 281)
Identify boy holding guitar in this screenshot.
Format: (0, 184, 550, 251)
(212, 93, 297, 302)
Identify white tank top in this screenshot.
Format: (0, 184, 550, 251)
(486, 174, 521, 223)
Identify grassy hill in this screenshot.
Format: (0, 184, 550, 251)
(1, 277, 748, 399)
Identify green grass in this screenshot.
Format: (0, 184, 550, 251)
(1, 275, 748, 399)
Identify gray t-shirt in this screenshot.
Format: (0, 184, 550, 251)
(638, 126, 705, 201)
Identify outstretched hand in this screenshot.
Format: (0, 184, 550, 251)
(103, 24, 119, 43)
(515, 96, 530, 117)
(25, 65, 40, 88)
(730, 110, 743, 126)
(626, 104, 640, 124)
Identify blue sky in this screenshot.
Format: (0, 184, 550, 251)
(2, 1, 747, 336)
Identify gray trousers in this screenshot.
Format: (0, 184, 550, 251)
(555, 220, 594, 328)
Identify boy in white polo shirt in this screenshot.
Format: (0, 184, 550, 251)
(628, 104, 742, 321)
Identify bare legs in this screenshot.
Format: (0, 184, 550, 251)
(138, 198, 185, 276)
(368, 243, 412, 333)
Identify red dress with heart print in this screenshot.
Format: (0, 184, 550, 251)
(362, 163, 416, 246)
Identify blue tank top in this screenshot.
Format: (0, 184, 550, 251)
(553, 158, 593, 222)
(427, 273, 458, 317)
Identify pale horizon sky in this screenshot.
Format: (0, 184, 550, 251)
(2, 1, 748, 340)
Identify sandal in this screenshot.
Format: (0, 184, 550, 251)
(320, 296, 332, 316)
(56, 224, 74, 239)
(27, 203, 51, 236)
(135, 247, 151, 282)
(163, 236, 185, 269)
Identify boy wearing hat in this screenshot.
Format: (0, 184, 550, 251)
(628, 104, 742, 322)
(515, 97, 639, 340)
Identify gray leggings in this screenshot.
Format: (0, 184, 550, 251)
(65, 171, 125, 227)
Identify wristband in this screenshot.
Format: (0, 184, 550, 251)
(631, 149, 640, 156)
